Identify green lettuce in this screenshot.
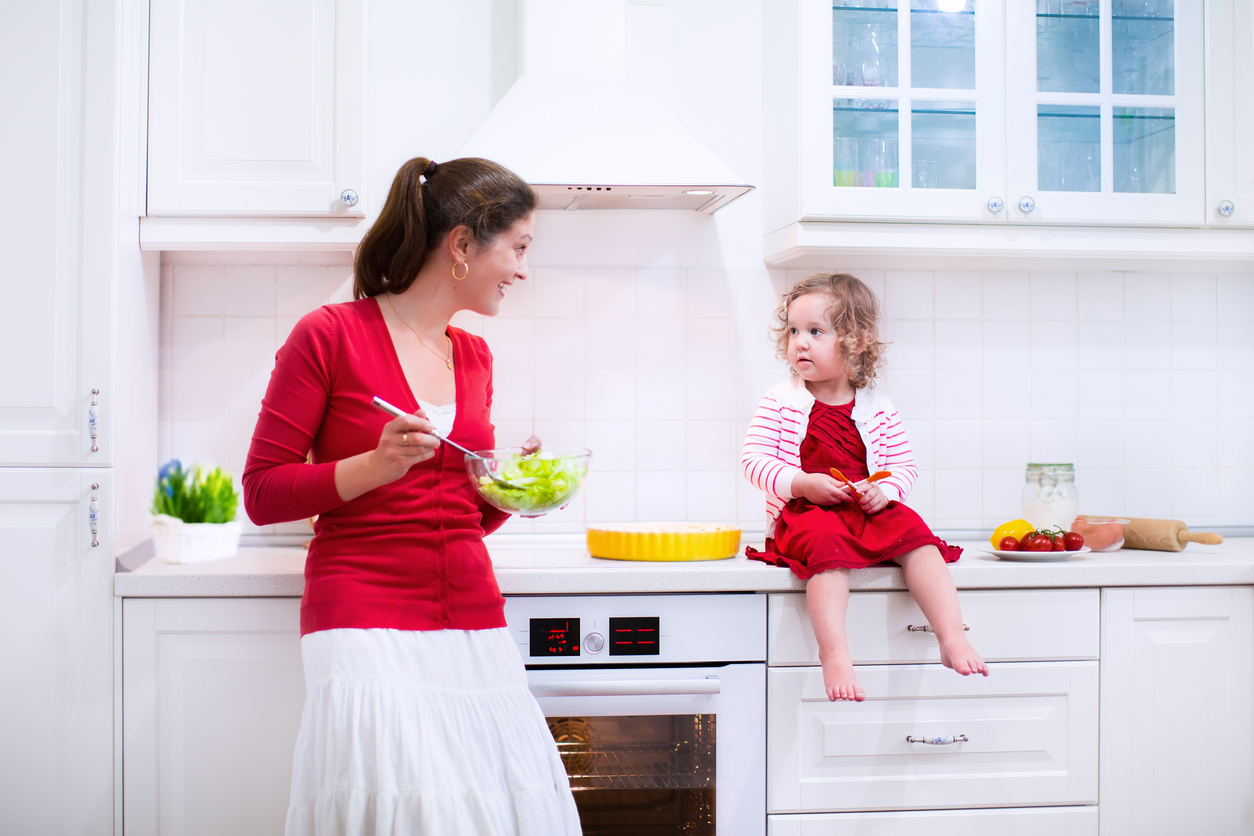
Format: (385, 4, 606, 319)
(477, 454, 586, 515)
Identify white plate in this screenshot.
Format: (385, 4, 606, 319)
(981, 545, 1091, 562)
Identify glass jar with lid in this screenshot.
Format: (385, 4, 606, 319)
(1021, 463, 1078, 530)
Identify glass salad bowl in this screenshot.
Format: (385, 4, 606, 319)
(465, 447, 591, 517)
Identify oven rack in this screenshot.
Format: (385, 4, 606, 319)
(556, 742, 716, 790)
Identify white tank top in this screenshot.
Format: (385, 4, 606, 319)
(416, 398, 456, 438)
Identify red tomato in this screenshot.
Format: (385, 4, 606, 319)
(1020, 532, 1036, 549)
(1051, 534, 1067, 552)
(1063, 531, 1085, 551)
(998, 536, 1020, 551)
(1024, 535, 1054, 552)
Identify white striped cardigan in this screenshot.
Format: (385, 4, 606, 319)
(741, 377, 919, 535)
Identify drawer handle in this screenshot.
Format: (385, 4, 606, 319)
(907, 734, 968, 745)
(906, 624, 968, 633)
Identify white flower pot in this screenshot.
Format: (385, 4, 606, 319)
(150, 514, 242, 564)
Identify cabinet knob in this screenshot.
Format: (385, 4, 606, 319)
(1018, 196, 1036, 214)
(1218, 200, 1235, 217)
(987, 196, 1004, 214)
(339, 189, 359, 208)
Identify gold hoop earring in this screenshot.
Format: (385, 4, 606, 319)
(452, 262, 469, 281)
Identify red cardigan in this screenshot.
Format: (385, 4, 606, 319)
(242, 298, 511, 636)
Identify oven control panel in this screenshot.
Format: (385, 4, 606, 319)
(506, 594, 766, 665)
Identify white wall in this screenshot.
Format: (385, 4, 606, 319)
(154, 0, 1254, 538)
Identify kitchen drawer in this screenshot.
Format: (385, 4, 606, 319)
(767, 662, 1098, 813)
(768, 806, 1098, 835)
(768, 589, 1098, 666)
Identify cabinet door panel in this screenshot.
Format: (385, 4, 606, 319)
(1005, 0, 1205, 224)
(0, 0, 112, 466)
(123, 598, 306, 836)
(1205, 0, 1254, 226)
(0, 469, 113, 834)
(768, 661, 1098, 813)
(768, 589, 1099, 666)
(147, 0, 365, 215)
(769, 806, 1098, 836)
(1100, 587, 1254, 836)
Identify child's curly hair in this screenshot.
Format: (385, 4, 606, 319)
(771, 273, 887, 389)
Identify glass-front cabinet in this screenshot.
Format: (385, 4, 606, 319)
(769, 0, 1206, 227)
(1005, 0, 1203, 223)
(794, 0, 1007, 221)
(1205, 0, 1254, 227)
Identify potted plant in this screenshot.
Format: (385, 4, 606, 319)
(150, 459, 242, 563)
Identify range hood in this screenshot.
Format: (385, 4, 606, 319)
(457, 0, 754, 213)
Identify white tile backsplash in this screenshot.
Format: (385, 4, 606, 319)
(158, 264, 1254, 535)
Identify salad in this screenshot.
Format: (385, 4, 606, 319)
(474, 452, 588, 516)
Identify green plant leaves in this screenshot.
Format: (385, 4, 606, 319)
(152, 459, 239, 524)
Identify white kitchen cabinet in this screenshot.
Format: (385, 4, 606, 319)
(1005, 0, 1205, 225)
(0, 469, 113, 834)
(1099, 586, 1254, 836)
(768, 588, 1099, 666)
(123, 597, 306, 836)
(1205, 0, 1254, 226)
(768, 806, 1098, 836)
(147, 0, 366, 216)
(0, 0, 114, 467)
(768, 661, 1099, 813)
(766, 0, 1205, 229)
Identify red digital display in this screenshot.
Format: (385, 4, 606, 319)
(530, 618, 580, 656)
(608, 617, 660, 656)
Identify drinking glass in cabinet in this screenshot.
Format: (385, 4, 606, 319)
(832, 0, 899, 87)
(833, 99, 899, 187)
(1038, 105, 1100, 192)
(910, 0, 975, 90)
(1036, 0, 1099, 93)
(1114, 107, 1175, 194)
(912, 159, 939, 188)
(1112, 0, 1174, 95)
(912, 100, 976, 189)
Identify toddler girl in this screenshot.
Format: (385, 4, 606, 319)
(742, 273, 988, 702)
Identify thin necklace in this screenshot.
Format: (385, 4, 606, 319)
(383, 293, 453, 370)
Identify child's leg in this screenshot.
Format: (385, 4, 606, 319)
(896, 546, 989, 677)
(806, 568, 865, 702)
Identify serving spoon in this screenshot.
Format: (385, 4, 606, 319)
(371, 396, 534, 491)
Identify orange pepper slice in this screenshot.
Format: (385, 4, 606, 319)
(867, 470, 891, 483)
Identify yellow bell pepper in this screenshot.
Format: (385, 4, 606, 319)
(990, 518, 1036, 549)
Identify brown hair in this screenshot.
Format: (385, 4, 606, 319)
(771, 272, 887, 389)
(353, 157, 538, 299)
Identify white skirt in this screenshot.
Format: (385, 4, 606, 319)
(286, 627, 582, 836)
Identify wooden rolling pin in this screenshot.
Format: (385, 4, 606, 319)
(1079, 515, 1223, 552)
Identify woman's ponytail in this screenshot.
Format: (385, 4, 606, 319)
(353, 156, 537, 300)
(353, 157, 432, 299)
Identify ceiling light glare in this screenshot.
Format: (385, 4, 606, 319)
(683, 189, 716, 195)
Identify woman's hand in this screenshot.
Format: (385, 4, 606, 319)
(333, 412, 440, 502)
(521, 434, 542, 456)
(855, 482, 890, 514)
(792, 472, 855, 506)
(373, 413, 441, 480)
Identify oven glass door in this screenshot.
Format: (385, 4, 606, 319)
(527, 663, 765, 836)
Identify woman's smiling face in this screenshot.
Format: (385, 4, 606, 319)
(460, 213, 534, 317)
(787, 292, 847, 385)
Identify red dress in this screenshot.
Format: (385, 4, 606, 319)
(746, 399, 961, 580)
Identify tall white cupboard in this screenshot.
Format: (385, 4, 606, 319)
(0, 1, 149, 834)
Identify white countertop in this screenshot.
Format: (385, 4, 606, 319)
(114, 535, 1254, 597)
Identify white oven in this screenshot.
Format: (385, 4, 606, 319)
(505, 593, 767, 836)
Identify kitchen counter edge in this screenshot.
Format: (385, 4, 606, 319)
(114, 538, 1254, 597)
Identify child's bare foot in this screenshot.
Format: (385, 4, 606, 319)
(819, 652, 866, 701)
(938, 635, 989, 676)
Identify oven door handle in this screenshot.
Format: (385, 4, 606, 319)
(528, 678, 721, 697)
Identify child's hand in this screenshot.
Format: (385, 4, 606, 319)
(855, 482, 889, 514)
(793, 472, 856, 506)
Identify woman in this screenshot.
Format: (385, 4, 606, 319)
(242, 157, 581, 835)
